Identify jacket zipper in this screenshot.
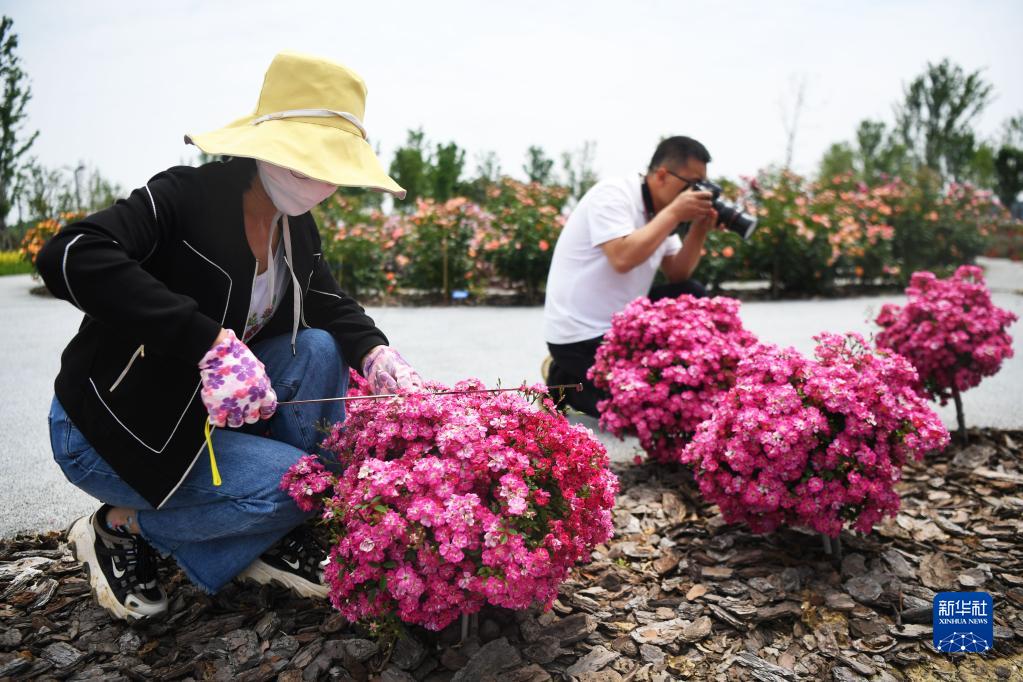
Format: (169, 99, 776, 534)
(109, 345, 145, 392)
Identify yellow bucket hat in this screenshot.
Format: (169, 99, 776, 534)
(186, 51, 405, 199)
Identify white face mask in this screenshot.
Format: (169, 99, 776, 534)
(257, 160, 338, 215)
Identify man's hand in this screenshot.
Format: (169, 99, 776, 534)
(666, 189, 715, 223)
(689, 208, 719, 236)
(659, 205, 719, 283)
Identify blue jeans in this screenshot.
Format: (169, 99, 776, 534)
(49, 329, 349, 593)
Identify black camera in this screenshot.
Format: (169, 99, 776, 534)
(682, 180, 758, 240)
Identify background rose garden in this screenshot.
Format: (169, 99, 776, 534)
(309, 169, 1018, 302)
(17, 168, 1019, 300)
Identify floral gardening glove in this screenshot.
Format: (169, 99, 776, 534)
(198, 329, 278, 428)
(361, 345, 423, 394)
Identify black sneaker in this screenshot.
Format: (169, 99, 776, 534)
(67, 505, 168, 620)
(238, 525, 329, 599)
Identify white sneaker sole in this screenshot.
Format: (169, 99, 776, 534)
(67, 515, 166, 620)
(238, 559, 328, 600)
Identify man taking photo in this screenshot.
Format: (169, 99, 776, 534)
(543, 136, 718, 416)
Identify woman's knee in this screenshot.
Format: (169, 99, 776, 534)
(297, 329, 347, 374)
(298, 331, 349, 394)
(297, 328, 337, 356)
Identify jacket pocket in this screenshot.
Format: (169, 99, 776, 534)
(90, 347, 202, 455)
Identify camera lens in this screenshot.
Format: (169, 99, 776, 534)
(714, 201, 758, 240)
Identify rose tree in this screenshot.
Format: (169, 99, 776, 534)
(589, 295, 759, 463)
(683, 333, 949, 538)
(875, 265, 1017, 443)
(280, 375, 618, 631)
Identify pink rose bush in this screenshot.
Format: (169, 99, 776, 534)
(589, 295, 759, 463)
(280, 373, 618, 631)
(875, 265, 1017, 406)
(683, 333, 949, 537)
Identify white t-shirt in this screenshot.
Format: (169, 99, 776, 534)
(543, 174, 683, 344)
(243, 245, 287, 343)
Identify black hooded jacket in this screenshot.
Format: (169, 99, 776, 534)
(37, 159, 387, 508)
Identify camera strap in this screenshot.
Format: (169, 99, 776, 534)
(641, 179, 655, 221)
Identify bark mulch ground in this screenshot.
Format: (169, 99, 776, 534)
(2, 429, 1021, 681)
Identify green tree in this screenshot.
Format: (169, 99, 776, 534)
(15, 160, 124, 220)
(0, 16, 38, 231)
(561, 141, 598, 201)
(854, 120, 912, 182)
(820, 119, 912, 184)
(21, 160, 75, 220)
(994, 146, 1023, 209)
(855, 120, 887, 180)
(388, 130, 466, 207)
(474, 150, 500, 184)
(967, 143, 997, 189)
(817, 142, 855, 181)
(993, 114, 1023, 209)
(78, 162, 123, 212)
(430, 141, 464, 202)
(458, 150, 501, 204)
(1003, 115, 1023, 148)
(523, 145, 554, 184)
(388, 128, 431, 209)
(895, 58, 993, 182)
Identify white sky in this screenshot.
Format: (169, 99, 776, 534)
(5, 0, 1023, 194)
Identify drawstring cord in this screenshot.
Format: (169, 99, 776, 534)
(205, 417, 222, 486)
(281, 215, 307, 356)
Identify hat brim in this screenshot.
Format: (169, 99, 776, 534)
(186, 116, 406, 199)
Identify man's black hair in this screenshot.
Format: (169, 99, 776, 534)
(648, 136, 711, 171)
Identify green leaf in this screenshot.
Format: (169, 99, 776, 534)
(374, 505, 389, 513)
